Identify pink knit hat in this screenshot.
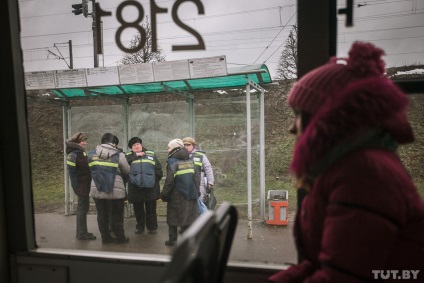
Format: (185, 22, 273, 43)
(288, 41, 386, 114)
(288, 42, 414, 177)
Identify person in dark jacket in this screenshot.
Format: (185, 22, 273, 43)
(88, 133, 130, 244)
(126, 137, 163, 234)
(160, 138, 200, 246)
(66, 132, 96, 241)
(267, 42, 424, 283)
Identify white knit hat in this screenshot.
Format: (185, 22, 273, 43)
(168, 138, 184, 149)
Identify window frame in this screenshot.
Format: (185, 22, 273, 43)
(2, 0, 423, 282)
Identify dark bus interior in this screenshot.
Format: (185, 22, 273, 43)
(1, 1, 423, 282)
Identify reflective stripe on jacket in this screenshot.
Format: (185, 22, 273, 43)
(168, 157, 198, 200)
(67, 150, 82, 189)
(192, 151, 204, 172)
(128, 150, 156, 189)
(88, 150, 119, 193)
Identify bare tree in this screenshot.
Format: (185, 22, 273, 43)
(275, 24, 297, 80)
(121, 16, 166, 65)
(270, 24, 298, 110)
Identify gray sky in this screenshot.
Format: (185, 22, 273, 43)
(19, 0, 424, 79)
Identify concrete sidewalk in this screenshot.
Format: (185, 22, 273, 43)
(34, 212, 297, 266)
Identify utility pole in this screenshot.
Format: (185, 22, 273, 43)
(71, 0, 98, 68)
(91, 0, 99, 67)
(69, 40, 73, 69)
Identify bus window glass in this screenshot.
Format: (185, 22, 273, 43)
(21, 0, 299, 266)
(336, 0, 424, 197)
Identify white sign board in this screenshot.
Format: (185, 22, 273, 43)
(118, 63, 155, 84)
(55, 69, 87, 88)
(153, 60, 190, 82)
(189, 56, 227, 79)
(25, 71, 56, 90)
(86, 66, 120, 87)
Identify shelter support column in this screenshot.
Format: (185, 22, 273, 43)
(122, 97, 133, 217)
(122, 97, 129, 152)
(248, 79, 266, 222)
(188, 97, 195, 137)
(246, 83, 253, 239)
(62, 101, 72, 216)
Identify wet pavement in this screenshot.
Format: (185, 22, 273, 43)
(34, 211, 297, 266)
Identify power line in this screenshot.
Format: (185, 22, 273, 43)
(253, 11, 296, 64)
(21, 6, 422, 47)
(22, 24, 288, 52)
(21, 1, 424, 70)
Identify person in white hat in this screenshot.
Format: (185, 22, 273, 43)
(160, 138, 200, 246)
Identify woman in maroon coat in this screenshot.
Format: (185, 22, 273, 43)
(268, 42, 424, 282)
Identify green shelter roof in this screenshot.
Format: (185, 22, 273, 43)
(48, 64, 272, 100)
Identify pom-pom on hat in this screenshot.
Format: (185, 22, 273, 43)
(128, 137, 142, 148)
(71, 132, 87, 143)
(168, 138, 184, 150)
(182, 137, 196, 146)
(288, 41, 386, 114)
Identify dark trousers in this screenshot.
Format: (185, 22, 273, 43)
(76, 195, 90, 237)
(94, 198, 126, 240)
(168, 225, 188, 242)
(133, 201, 158, 231)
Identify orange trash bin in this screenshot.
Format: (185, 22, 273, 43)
(266, 190, 288, 226)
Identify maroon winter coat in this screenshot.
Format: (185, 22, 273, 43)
(66, 140, 92, 197)
(269, 78, 424, 282)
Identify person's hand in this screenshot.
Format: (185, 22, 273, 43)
(206, 184, 213, 194)
(136, 152, 145, 157)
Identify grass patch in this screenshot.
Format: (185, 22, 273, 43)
(27, 88, 424, 219)
(32, 175, 65, 211)
(415, 182, 424, 200)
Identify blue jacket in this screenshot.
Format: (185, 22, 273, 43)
(167, 157, 198, 200)
(88, 149, 119, 194)
(128, 150, 157, 189)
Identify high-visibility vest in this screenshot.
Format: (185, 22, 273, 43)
(191, 151, 205, 173)
(167, 157, 197, 200)
(88, 150, 119, 193)
(127, 150, 156, 189)
(66, 150, 85, 189)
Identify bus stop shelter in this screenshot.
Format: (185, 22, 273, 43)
(25, 56, 273, 238)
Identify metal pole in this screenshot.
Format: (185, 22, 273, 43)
(69, 40, 73, 69)
(188, 97, 195, 137)
(123, 97, 129, 152)
(67, 107, 73, 214)
(92, 0, 98, 68)
(63, 103, 69, 216)
(246, 83, 253, 239)
(101, 20, 104, 67)
(122, 97, 133, 217)
(259, 87, 266, 222)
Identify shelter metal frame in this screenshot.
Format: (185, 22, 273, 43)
(32, 64, 272, 237)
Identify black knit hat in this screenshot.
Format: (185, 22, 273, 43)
(101, 133, 119, 146)
(128, 137, 142, 148)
